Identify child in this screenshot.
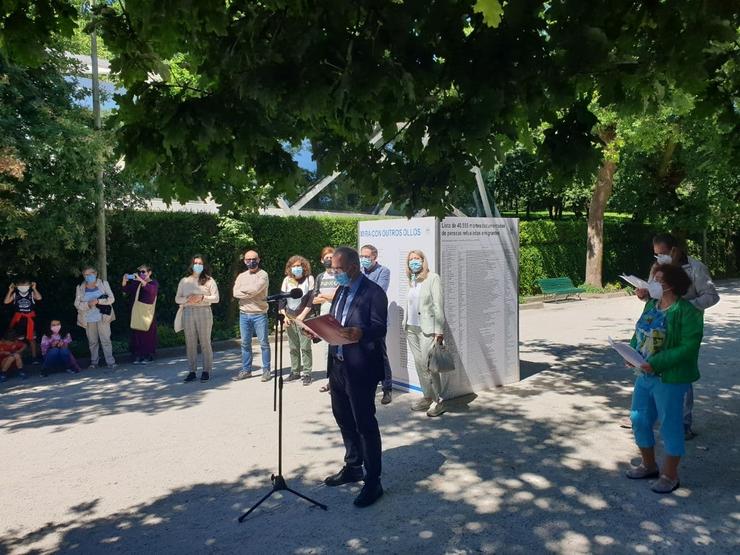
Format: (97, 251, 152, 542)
(0, 329, 27, 381)
(4, 279, 42, 362)
(40, 320, 81, 376)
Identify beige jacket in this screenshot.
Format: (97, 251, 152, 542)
(403, 272, 445, 335)
(232, 269, 269, 313)
(74, 279, 116, 328)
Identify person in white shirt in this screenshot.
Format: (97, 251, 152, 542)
(403, 250, 447, 417)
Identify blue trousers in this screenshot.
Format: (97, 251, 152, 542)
(44, 348, 74, 370)
(631, 374, 690, 457)
(239, 312, 270, 372)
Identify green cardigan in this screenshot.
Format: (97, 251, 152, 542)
(630, 298, 704, 384)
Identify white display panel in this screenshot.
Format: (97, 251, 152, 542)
(439, 217, 520, 397)
(358, 217, 438, 392)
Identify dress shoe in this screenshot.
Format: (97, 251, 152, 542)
(353, 482, 383, 507)
(324, 466, 364, 486)
(381, 390, 392, 405)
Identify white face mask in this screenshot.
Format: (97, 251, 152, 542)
(17, 285, 30, 294)
(648, 281, 664, 300)
(655, 254, 672, 265)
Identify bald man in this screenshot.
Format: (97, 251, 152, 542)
(233, 249, 271, 381)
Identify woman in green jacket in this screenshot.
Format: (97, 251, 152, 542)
(626, 264, 704, 493)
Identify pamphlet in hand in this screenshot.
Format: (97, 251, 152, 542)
(608, 336, 646, 369)
(619, 274, 650, 290)
(294, 314, 357, 346)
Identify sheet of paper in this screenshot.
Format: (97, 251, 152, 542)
(619, 274, 649, 290)
(608, 336, 647, 368)
(294, 314, 356, 346)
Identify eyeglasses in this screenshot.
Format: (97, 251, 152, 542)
(245, 258, 258, 262)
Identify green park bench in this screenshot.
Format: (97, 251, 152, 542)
(536, 277, 586, 301)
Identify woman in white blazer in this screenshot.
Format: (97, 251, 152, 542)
(74, 266, 117, 369)
(403, 250, 447, 417)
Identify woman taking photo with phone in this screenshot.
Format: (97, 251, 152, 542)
(122, 264, 159, 365)
(175, 255, 219, 382)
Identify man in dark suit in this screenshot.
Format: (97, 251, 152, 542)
(324, 246, 388, 507)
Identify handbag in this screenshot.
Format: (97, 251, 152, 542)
(428, 341, 455, 374)
(130, 284, 156, 332)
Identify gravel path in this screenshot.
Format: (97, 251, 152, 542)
(1, 281, 737, 554)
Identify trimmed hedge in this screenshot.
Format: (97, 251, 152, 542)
(1, 211, 735, 355)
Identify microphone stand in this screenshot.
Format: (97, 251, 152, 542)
(239, 299, 327, 522)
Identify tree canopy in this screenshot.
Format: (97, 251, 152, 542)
(77, 0, 737, 215)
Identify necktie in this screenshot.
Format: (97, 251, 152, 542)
(334, 287, 348, 323)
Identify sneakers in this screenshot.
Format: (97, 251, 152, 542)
(286, 373, 301, 382)
(625, 464, 660, 480)
(261, 370, 272, 382)
(19, 371, 28, 379)
(107, 363, 118, 370)
(66, 368, 78, 374)
(200, 371, 210, 382)
(684, 429, 697, 441)
(184, 371, 197, 382)
(426, 401, 447, 417)
(651, 475, 680, 494)
(0, 374, 6, 382)
(411, 398, 433, 412)
(381, 390, 392, 405)
(132, 358, 142, 365)
(324, 466, 364, 486)
(302, 374, 313, 386)
(88, 363, 98, 370)
(232, 370, 253, 381)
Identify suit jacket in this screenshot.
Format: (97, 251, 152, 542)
(402, 272, 445, 335)
(328, 275, 388, 383)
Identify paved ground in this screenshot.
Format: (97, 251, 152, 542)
(1, 281, 738, 554)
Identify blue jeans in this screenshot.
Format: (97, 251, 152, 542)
(239, 312, 270, 373)
(631, 374, 690, 457)
(44, 348, 73, 369)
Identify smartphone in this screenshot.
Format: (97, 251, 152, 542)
(126, 274, 137, 280)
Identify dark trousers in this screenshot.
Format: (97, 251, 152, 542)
(329, 358, 382, 484)
(381, 343, 392, 392)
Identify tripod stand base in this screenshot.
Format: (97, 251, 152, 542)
(238, 474, 328, 522)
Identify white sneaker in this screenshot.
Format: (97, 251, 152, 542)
(426, 402, 447, 417)
(411, 398, 433, 412)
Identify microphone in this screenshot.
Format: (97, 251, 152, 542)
(266, 288, 304, 302)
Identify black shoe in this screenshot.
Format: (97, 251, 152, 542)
(184, 371, 197, 382)
(286, 373, 301, 382)
(353, 482, 383, 507)
(324, 466, 364, 486)
(381, 390, 392, 405)
(302, 374, 313, 386)
(200, 371, 210, 382)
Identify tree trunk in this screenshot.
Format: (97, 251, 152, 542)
(585, 128, 617, 287)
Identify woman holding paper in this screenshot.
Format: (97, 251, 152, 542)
(403, 250, 447, 417)
(280, 255, 315, 386)
(626, 263, 703, 494)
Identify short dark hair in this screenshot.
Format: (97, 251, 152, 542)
(654, 263, 692, 297)
(360, 244, 378, 257)
(653, 233, 678, 249)
(333, 246, 360, 267)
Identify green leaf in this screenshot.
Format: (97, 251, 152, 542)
(473, 0, 504, 28)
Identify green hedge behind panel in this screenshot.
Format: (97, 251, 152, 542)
(2, 211, 735, 352)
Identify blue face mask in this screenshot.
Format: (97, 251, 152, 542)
(359, 257, 373, 269)
(85, 274, 97, 284)
(291, 266, 304, 278)
(409, 259, 423, 273)
(334, 270, 351, 286)
(192, 264, 204, 275)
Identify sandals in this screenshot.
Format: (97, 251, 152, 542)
(625, 465, 660, 480)
(319, 384, 330, 392)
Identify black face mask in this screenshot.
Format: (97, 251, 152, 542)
(323, 259, 332, 269)
(245, 260, 259, 270)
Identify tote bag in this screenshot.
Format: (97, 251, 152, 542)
(130, 284, 156, 332)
